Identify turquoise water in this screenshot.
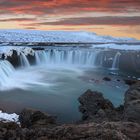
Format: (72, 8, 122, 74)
(0, 65, 128, 123)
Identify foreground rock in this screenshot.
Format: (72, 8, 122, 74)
(0, 121, 139, 140)
(19, 108, 56, 128)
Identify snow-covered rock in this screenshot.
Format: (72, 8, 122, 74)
(0, 110, 19, 123)
(0, 46, 34, 58)
(0, 29, 138, 43)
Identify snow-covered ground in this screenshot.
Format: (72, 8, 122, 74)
(0, 110, 19, 123)
(0, 29, 139, 43)
(92, 44, 140, 51)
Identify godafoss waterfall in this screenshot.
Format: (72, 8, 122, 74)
(0, 45, 140, 123)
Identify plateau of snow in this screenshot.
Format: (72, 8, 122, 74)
(0, 29, 139, 43)
(92, 44, 140, 51)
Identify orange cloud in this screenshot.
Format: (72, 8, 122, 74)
(0, 0, 140, 15)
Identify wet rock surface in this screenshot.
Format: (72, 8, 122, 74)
(0, 82, 140, 140)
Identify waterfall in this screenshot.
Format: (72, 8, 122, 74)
(34, 49, 99, 67)
(0, 60, 15, 86)
(35, 51, 48, 64)
(20, 52, 30, 67)
(111, 52, 121, 70)
(35, 52, 41, 64)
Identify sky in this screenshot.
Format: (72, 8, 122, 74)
(0, 0, 140, 39)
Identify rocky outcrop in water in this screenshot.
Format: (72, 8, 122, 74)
(78, 89, 116, 122)
(78, 89, 124, 123)
(124, 79, 138, 86)
(103, 77, 111, 81)
(123, 82, 140, 123)
(78, 82, 140, 124)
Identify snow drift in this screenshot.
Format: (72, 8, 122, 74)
(0, 110, 19, 123)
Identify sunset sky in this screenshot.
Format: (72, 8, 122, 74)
(0, 0, 140, 39)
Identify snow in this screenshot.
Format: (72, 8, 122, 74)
(0, 46, 34, 57)
(92, 44, 140, 51)
(0, 110, 19, 123)
(0, 29, 139, 51)
(0, 29, 139, 43)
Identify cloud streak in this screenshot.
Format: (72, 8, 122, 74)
(23, 16, 140, 26)
(0, 18, 36, 22)
(0, 0, 140, 15)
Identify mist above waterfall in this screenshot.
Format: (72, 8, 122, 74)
(0, 60, 50, 90)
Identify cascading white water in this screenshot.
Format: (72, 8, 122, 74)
(0, 60, 15, 86)
(111, 52, 121, 70)
(35, 49, 99, 67)
(35, 51, 48, 64)
(20, 52, 30, 67)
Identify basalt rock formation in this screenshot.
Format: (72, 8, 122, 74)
(6, 50, 20, 68)
(78, 89, 116, 122)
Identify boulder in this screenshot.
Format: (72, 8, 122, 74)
(19, 108, 56, 128)
(124, 79, 138, 86)
(103, 77, 111, 81)
(78, 89, 116, 122)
